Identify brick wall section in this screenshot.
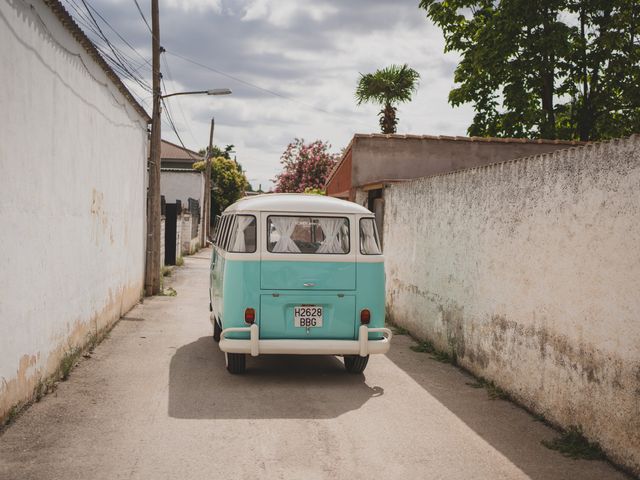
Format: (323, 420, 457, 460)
(383, 135, 640, 474)
(326, 148, 352, 198)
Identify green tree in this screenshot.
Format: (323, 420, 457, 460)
(419, 0, 640, 141)
(355, 64, 421, 134)
(193, 156, 249, 219)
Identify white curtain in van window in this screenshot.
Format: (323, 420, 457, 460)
(231, 216, 253, 252)
(361, 218, 381, 254)
(272, 217, 301, 253)
(317, 218, 344, 254)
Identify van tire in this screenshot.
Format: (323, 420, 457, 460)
(213, 319, 222, 343)
(344, 355, 369, 374)
(226, 353, 246, 374)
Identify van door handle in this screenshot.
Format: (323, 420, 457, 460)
(303, 283, 316, 287)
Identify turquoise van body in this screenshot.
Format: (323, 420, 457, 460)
(209, 194, 391, 374)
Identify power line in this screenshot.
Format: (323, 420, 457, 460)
(132, 0, 153, 34)
(66, 0, 152, 92)
(66, 0, 151, 70)
(165, 50, 375, 130)
(166, 50, 335, 116)
(160, 96, 201, 162)
(161, 54, 199, 145)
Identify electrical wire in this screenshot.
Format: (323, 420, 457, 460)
(166, 50, 335, 115)
(161, 54, 199, 145)
(65, 0, 150, 71)
(161, 96, 201, 162)
(132, 0, 153, 34)
(66, 0, 152, 93)
(6, 0, 147, 130)
(165, 50, 375, 130)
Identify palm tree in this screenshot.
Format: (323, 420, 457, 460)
(355, 64, 420, 134)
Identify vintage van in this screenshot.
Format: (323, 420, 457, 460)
(209, 194, 392, 374)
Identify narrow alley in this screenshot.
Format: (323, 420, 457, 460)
(0, 250, 627, 480)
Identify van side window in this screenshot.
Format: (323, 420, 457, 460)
(267, 216, 349, 254)
(228, 215, 256, 253)
(220, 215, 233, 251)
(213, 215, 221, 244)
(214, 215, 222, 247)
(360, 218, 382, 255)
(215, 215, 227, 249)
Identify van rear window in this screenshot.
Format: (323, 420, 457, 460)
(228, 215, 256, 253)
(267, 216, 349, 254)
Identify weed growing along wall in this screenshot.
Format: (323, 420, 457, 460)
(0, 0, 148, 421)
(384, 135, 640, 474)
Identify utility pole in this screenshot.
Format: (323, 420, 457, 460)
(201, 118, 214, 245)
(145, 0, 161, 296)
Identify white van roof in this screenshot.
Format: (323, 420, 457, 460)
(224, 193, 373, 215)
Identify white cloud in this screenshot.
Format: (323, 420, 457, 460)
(89, 0, 474, 190)
(241, 0, 338, 27)
(163, 0, 222, 13)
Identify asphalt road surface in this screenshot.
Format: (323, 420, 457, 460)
(0, 249, 629, 480)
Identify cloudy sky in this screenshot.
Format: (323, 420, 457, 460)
(74, 0, 474, 189)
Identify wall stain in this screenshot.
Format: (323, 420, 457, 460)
(0, 281, 142, 424)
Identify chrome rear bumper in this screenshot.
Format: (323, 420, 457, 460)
(218, 323, 392, 357)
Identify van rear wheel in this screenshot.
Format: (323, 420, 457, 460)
(344, 355, 369, 374)
(226, 353, 246, 374)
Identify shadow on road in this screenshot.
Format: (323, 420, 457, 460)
(168, 336, 384, 419)
(383, 335, 629, 480)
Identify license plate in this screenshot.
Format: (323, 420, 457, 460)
(294, 305, 323, 328)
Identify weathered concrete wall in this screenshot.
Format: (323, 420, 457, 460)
(351, 134, 582, 187)
(161, 170, 204, 206)
(180, 213, 199, 255)
(384, 136, 640, 474)
(0, 0, 148, 420)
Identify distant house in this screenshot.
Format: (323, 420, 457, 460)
(161, 139, 203, 170)
(160, 140, 204, 206)
(325, 133, 584, 244)
(159, 140, 205, 263)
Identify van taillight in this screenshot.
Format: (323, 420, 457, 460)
(245, 308, 256, 324)
(360, 309, 371, 325)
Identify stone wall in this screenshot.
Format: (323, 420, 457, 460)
(383, 135, 640, 474)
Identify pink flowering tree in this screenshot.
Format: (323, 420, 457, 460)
(273, 139, 338, 193)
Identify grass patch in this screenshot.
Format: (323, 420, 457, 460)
(5, 406, 19, 424)
(465, 377, 510, 400)
(161, 266, 172, 277)
(160, 287, 177, 297)
(410, 340, 456, 364)
(433, 350, 456, 364)
(465, 380, 485, 389)
(410, 340, 436, 354)
(34, 378, 56, 402)
(1, 322, 120, 430)
(176, 256, 184, 266)
(59, 347, 81, 380)
(542, 427, 605, 460)
(390, 325, 409, 335)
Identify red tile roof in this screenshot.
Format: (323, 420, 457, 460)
(161, 140, 203, 161)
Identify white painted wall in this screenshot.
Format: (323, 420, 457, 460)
(0, 0, 148, 419)
(384, 136, 640, 474)
(161, 170, 204, 205)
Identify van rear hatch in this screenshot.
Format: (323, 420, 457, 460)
(260, 293, 356, 339)
(260, 260, 356, 290)
(259, 214, 357, 339)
